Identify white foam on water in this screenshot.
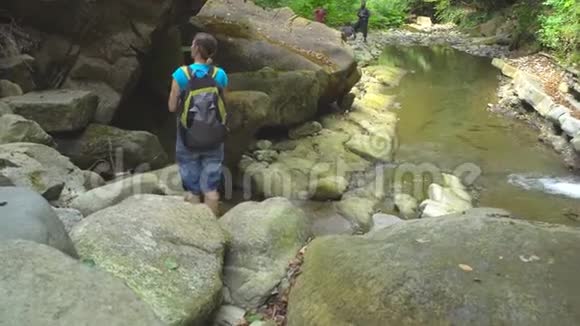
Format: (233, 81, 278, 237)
(508, 174, 580, 199)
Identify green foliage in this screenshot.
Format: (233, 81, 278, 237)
(538, 0, 579, 56)
(254, 0, 413, 28)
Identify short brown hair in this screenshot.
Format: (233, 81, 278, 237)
(193, 32, 218, 60)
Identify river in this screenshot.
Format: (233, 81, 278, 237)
(380, 45, 580, 225)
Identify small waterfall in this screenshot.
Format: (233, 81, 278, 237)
(508, 174, 580, 199)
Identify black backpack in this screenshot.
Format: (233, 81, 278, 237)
(178, 65, 228, 150)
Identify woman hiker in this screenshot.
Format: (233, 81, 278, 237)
(167, 32, 229, 216)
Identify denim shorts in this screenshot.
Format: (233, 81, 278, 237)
(175, 133, 224, 195)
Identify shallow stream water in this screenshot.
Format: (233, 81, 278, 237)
(380, 45, 580, 225)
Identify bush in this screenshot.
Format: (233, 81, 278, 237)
(538, 0, 579, 57)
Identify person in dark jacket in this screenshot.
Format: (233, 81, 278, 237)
(353, 1, 371, 42)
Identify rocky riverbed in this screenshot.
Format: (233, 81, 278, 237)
(1, 2, 580, 325)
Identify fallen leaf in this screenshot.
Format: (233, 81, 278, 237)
(459, 264, 474, 272)
(164, 257, 179, 270)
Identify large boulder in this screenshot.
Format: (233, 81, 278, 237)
(3, 0, 206, 124)
(219, 198, 310, 309)
(0, 55, 35, 92)
(0, 79, 23, 97)
(1, 90, 98, 132)
(55, 124, 169, 173)
(71, 195, 227, 325)
(70, 172, 164, 216)
(0, 187, 77, 257)
(288, 216, 580, 326)
(229, 69, 321, 126)
(0, 240, 162, 326)
(194, 0, 360, 104)
(0, 114, 55, 146)
(0, 142, 86, 203)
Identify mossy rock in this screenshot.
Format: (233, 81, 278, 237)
(288, 216, 580, 326)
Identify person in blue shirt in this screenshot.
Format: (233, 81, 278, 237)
(168, 32, 228, 215)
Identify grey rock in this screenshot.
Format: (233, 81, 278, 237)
(71, 173, 162, 216)
(335, 196, 378, 232)
(560, 115, 580, 137)
(64, 80, 122, 124)
(82, 169, 106, 190)
(213, 305, 246, 326)
(370, 213, 403, 232)
(2, 89, 98, 132)
(71, 195, 227, 325)
(219, 198, 311, 309)
(0, 55, 35, 92)
(0, 101, 12, 116)
(0, 79, 23, 97)
(289, 121, 323, 139)
(0, 114, 55, 146)
(546, 104, 570, 125)
(572, 135, 580, 152)
(53, 207, 84, 234)
(255, 139, 273, 150)
(0, 143, 86, 204)
(288, 216, 580, 326)
(55, 124, 168, 172)
(0, 187, 77, 257)
(254, 149, 278, 163)
(0, 240, 162, 326)
(394, 193, 419, 219)
(442, 207, 513, 219)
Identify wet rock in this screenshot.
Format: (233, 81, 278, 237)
(289, 121, 323, 139)
(0, 143, 86, 204)
(394, 193, 419, 219)
(219, 198, 310, 309)
(0, 55, 35, 92)
(70, 173, 163, 216)
(0, 187, 77, 257)
(546, 104, 570, 125)
(0, 240, 162, 326)
(71, 195, 227, 325)
(0, 79, 23, 97)
(55, 124, 168, 173)
(288, 216, 580, 326)
(53, 207, 84, 234)
(2, 89, 98, 132)
(0, 114, 55, 146)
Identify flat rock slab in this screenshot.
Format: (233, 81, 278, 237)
(0, 240, 162, 326)
(2, 89, 97, 132)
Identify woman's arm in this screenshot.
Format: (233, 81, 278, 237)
(168, 79, 180, 113)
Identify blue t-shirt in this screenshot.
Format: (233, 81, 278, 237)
(172, 63, 228, 90)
